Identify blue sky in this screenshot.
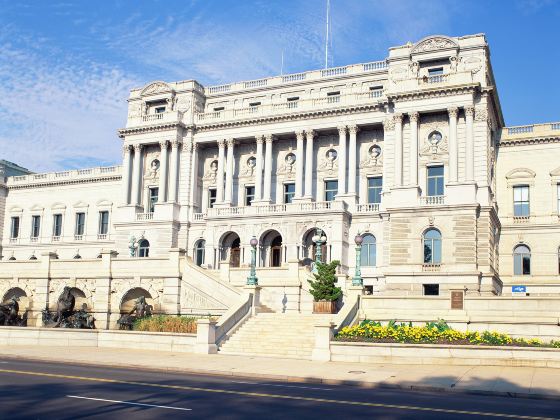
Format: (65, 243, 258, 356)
(0, 0, 559, 172)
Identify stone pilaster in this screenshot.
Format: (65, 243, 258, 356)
(158, 140, 169, 202)
(304, 129, 315, 199)
(224, 138, 235, 205)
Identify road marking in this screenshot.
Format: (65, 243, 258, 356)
(66, 395, 192, 411)
(0, 368, 558, 420)
(231, 380, 333, 391)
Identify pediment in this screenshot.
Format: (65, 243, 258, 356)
(550, 167, 560, 177)
(51, 202, 67, 210)
(141, 81, 174, 96)
(9, 206, 23, 213)
(505, 168, 536, 179)
(96, 199, 113, 207)
(411, 35, 459, 54)
(30, 204, 44, 212)
(73, 201, 89, 209)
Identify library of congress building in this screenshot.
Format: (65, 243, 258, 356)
(1, 33, 559, 327)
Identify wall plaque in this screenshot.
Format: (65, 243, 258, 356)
(450, 290, 464, 310)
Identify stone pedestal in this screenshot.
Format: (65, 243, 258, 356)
(195, 319, 218, 354)
(311, 322, 334, 362)
(244, 285, 261, 315)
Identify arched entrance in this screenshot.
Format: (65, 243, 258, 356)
(120, 287, 154, 314)
(260, 230, 283, 267)
(194, 239, 206, 266)
(302, 228, 328, 265)
(220, 232, 241, 268)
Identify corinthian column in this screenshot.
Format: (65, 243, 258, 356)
(224, 138, 235, 205)
(348, 125, 358, 195)
(304, 130, 315, 199)
(337, 125, 347, 195)
(263, 134, 273, 202)
(409, 112, 419, 186)
(217, 139, 226, 203)
(465, 106, 475, 182)
(254, 135, 264, 202)
(394, 114, 403, 187)
(295, 131, 304, 199)
(131, 144, 143, 206)
(169, 140, 180, 202)
(121, 145, 132, 205)
(158, 140, 169, 202)
(180, 137, 193, 205)
(448, 107, 458, 183)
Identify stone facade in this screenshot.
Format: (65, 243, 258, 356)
(1, 33, 559, 324)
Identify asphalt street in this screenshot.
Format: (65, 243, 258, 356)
(0, 358, 559, 419)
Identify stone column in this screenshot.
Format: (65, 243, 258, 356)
(225, 138, 235, 205)
(179, 129, 194, 205)
(263, 134, 273, 202)
(217, 139, 226, 203)
(131, 144, 143, 206)
(169, 140, 180, 202)
(121, 145, 132, 205)
(348, 125, 358, 195)
(409, 112, 419, 186)
(254, 135, 264, 202)
(189, 143, 199, 209)
(304, 130, 315, 199)
(448, 107, 459, 183)
(295, 131, 304, 199)
(158, 140, 169, 202)
(394, 114, 403, 187)
(337, 126, 347, 194)
(465, 106, 475, 182)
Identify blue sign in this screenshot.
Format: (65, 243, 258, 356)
(512, 285, 527, 293)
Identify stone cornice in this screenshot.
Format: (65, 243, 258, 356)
(118, 122, 186, 138)
(499, 136, 560, 147)
(386, 84, 478, 103)
(7, 175, 121, 190)
(192, 103, 384, 132)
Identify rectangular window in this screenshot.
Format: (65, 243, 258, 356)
(75, 213, 85, 236)
(423, 284, 440, 296)
(284, 183, 295, 204)
(98, 211, 109, 235)
(245, 186, 255, 206)
(10, 217, 20, 239)
(367, 177, 383, 204)
(31, 215, 41, 238)
(154, 106, 166, 114)
(208, 188, 217, 208)
(287, 96, 299, 102)
(148, 187, 158, 213)
(427, 166, 444, 196)
(213, 106, 225, 112)
(325, 180, 338, 202)
(327, 91, 340, 96)
(428, 67, 444, 76)
(513, 185, 530, 217)
(52, 214, 63, 237)
(249, 102, 261, 107)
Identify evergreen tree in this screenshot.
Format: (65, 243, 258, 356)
(308, 260, 342, 302)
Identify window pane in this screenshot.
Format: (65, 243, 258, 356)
(424, 242, 432, 263)
(522, 255, 531, 275)
(514, 254, 522, 275)
(428, 166, 444, 177)
(433, 239, 442, 263)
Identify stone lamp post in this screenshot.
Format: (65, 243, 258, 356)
(352, 234, 363, 286)
(246, 236, 259, 285)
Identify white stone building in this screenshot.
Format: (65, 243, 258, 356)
(1, 34, 559, 327)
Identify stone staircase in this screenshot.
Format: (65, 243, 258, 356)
(218, 313, 334, 360)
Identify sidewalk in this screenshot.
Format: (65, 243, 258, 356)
(1, 345, 559, 400)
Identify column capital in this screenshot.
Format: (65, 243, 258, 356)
(409, 112, 419, 123)
(122, 144, 131, 154)
(171, 139, 181, 149)
(337, 125, 347, 135)
(348, 125, 359, 135)
(382, 117, 395, 131)
(159, 140, 169, 149)
(256, 135, 265, 145)
(265, 134, 274, 144)
(393, 113, 403, 123)
(182, 140, 194, 153)
(465, 105, 475, 117)
(295, 131, 305, 141)
(226, 138, 235, 147)
(305, 129, 316, 139)
(217, 138, 226, 148)
(133, 144, 143, 153)
(448, 107, 459, 118)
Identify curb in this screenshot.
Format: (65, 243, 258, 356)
(2, 353, 558, 401)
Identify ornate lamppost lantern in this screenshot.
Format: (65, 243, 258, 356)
(311, 228, 327, 273)
(352, 233, 364, 287)
(246, 236, 259, 286)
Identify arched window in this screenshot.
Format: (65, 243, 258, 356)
(138, 239, 150, 258)
(195, 240, 205, 266)
(513, 244, 530, 275)
(423, 229, 442, 264)
(360, 234, 376, 267)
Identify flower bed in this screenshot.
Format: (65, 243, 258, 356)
(133, 315, 200, 333)
(335, 320, 560, 348)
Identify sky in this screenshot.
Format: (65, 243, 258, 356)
(0, 0, 559, 172)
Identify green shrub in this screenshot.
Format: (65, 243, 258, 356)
(308, 260, 342, 302)
(133, 315, 199, 333)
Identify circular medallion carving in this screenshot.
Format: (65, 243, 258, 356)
(428, 131, 442, 146)
(285, 153, 296, 165)
(369, 145, 381, 159)
(326, 149, 338, 161)
(247, 156, 256, 168)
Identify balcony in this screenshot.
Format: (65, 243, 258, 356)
(421, 195, 445, 205)
(136, 212, 154, 221)
(513, 215, 530, 224)
(356, 203, 380, 213)
(52, 236, 61, 242)
(9, 238, 19, 244)
(30, 237, 38, 243)
(127, 110, 184, 128)
(74, 235, 84, 241)
(422, 263, 441, 272)
(389, 71, 475, 95)
(97, 234, 108, 240)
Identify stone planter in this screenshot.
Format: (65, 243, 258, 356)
(313, 300, 337, 314)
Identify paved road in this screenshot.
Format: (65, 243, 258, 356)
(1, 358, 559, 419)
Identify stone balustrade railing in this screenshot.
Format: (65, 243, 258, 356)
(7, 165, 122, 186)
(502, 122, 560, 140)
(127, 110, 184, 128)
(356, 203, 380, 213)
(420, 195, 445, 205)
(205, 60, 388, 95)
(136, 212, 154, 221)
(391, 71, 475, 94)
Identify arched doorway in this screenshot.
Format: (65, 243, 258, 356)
(302, 228, 328, 265)
(120, 287, 154, 314)
(220, 232, 241, 268)
(194, 239, 206, 266)
(260, 230, 283, 267)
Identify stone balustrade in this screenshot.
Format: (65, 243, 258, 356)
(502, 121, 560, 141)
(127, 110, 184, 128)
(7, 165, 122, 187)
(390, 71, 475, 94)
(420, 195, 445, 205)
